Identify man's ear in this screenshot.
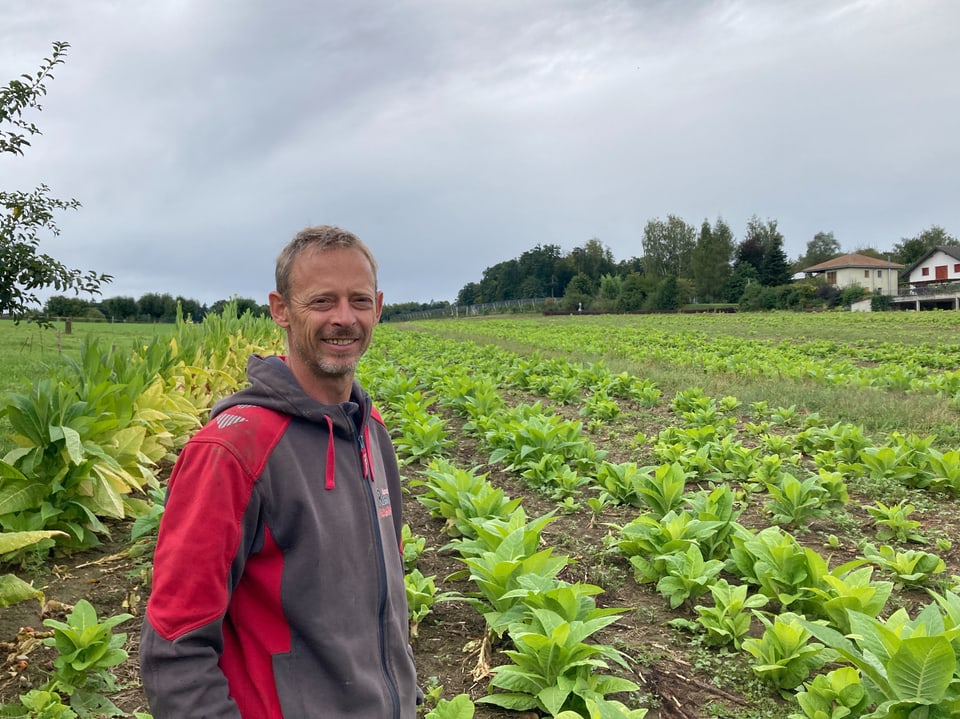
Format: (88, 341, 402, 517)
(375, 290, 384, 323)
(268, 291, 290, 328)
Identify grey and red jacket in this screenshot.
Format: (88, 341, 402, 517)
(140, 355, 418, 718)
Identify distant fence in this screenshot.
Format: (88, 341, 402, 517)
(387, 298, 549, 322)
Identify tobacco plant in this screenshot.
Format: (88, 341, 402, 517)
(411, 459, 521, 539)
(41, 599, 133, 716)
(788, 666, 868, 719)
(454, 508, 556, 559)
(423, 693, 475, 719)
(387, 392, 451, 465)
(401, 524, 426, 571)
(634, 463, 690, 519)
(862, 543, 946, 588)
(864, 500, 926, 543)
(654, 545, 724, 609)
(742, 612, 836, 694)
(728, 525, 820, 613)
(612, 509, 730, 584)
(798, 604, 960, 717)
(763, 472, 829, 527)
(925, 448, 960, 493)
(685, 483, 742, 561)
(453, 519, 569, 636)
(688, 579, 768, 649)
(404, 569, 457, 639)
(478, 606, 638, 717)
(594, 461, 656, 507)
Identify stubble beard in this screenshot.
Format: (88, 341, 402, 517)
(293, 332, 365, 380)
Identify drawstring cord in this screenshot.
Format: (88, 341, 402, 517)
(323, 415, 336, 490)
(323, 414, 376, 490)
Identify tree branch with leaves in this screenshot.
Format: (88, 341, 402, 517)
(1, 40, 112, 323)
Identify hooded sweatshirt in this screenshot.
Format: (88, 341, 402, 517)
(140, 355, 418, 718)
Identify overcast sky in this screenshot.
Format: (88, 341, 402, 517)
(2, 1, 958, 307)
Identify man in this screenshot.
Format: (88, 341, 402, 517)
(140, 226, 419, 718)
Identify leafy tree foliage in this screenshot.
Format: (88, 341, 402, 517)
(616, 256, 644, 275)
(642, 215, 696, 278)
(893, 225, 958, 266)
(798, 231, 841, 268)
(733, 233, 765, 275)
(647, 275, 682, 310)
(597, 273, 623, 311)
(455, 282, 480, 306)
(138, 292, 177, 321)
(724, 262, 759, 303)
(1, 41, 111, 322)
(569, 238, 616, 283)
(45, 294, 94, 318)
(738, 216, 791, 287)
(209, 296, 268, 319)
(100, 296, 139, 321)
(616, 272, 648, 312)
(691, 217, 735, 303)
(562, 273, 595, 311)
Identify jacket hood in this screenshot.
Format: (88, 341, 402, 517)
(209, 355, 377, 491)
(211, 355, 371, 429)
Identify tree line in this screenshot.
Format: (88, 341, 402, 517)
(452, 219, 957, 313)
(39, 294, 454, 323)
(41, 294, 269, 323)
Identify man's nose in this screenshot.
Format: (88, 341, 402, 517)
(328, 298, 355, 325)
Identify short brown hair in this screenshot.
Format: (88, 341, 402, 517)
(275, 225, 379, 299)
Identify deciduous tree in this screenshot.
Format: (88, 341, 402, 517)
(799, 231, 841, 268)
(893, 225, 958, 266)
(692, 217, 735, 303)
(1, 41, 111, 322)
(642, 215, 696, 279)
(562, 273, 595, 311)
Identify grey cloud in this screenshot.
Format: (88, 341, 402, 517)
(1, 0, 958, 306)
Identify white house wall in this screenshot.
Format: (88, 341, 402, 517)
(831, 267, 898, 295)
(907, 251, 960, 285)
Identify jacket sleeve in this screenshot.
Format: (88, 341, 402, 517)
(139, 437, 262, 718)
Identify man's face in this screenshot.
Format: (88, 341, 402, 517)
(270, 246, 383, 387)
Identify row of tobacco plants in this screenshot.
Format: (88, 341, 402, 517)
(1, 309, 960, 717)
(364, 316, 960, 718)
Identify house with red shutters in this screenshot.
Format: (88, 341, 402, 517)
(901, 246, 960, 288)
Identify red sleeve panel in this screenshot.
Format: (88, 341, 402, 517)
(147, 406, 290, 640)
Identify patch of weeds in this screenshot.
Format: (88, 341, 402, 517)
(848, 474, 910, 503)
(687, 644, 779, 707)
(703, 697, 785, 719)
(585, 549, 629, 591)
(628, 643, 669, 668)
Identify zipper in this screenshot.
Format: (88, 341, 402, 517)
(355, 421, 402, 718)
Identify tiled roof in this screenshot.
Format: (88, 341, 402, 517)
(802, 253, 904, 273)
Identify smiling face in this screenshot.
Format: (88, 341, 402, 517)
(269, 245, 384, 404)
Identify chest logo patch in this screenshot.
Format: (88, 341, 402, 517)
(376, 487, 393, 518)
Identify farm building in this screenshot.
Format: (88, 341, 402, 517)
(800, 252, 903, 296)
(900, 246, 960, 288)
